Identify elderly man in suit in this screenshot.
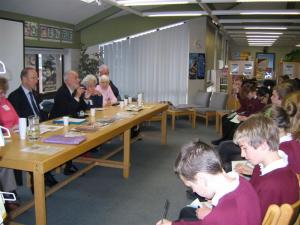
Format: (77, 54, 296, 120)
(8, 67, 58, 189)
(50, 70, 87, 175)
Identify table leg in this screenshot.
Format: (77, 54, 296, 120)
(33, 168, 46, 225)
(171, 112, 175, 130)
(161, 111, 167, 144)
(192, 111, 196, 128)
(123, 129, 131, 178)
(216, 113, 219, 132)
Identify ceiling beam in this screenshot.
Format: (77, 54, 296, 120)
(224, 25, 300, 29)
(103, 0, 143, 16)
(219, 19, 300, 23)
(212, 9, 300, 15)
(199, 0, 300, 2)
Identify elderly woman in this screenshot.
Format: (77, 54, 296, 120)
(0, 77, 19, 130)
(0, 77, 19, 211)
(96, 75, 117, 107)
(81, 74, 103, 108)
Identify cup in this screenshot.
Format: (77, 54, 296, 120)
(128, 97, 132, 104)
(124, 99, 128, 106)
(28, 116, 40, 141)
(137, 93, 143, 107)
(119, 101, 124, 108)
(63, 116, 69, 126)
(90, 108, 96, 117)
(19, 118, 27, 140)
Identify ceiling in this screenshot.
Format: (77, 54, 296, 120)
(0, 0, 300, 47)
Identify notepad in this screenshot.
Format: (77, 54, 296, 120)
(53, 118, 86, 125)
(43, 134, 86, 145)
(187, 198, 213, 209)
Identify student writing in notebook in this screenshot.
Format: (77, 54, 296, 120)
(156, 140, 261, 225)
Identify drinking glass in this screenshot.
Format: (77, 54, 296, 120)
(28, 116, 40, 141)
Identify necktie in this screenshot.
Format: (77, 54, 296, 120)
(29, 92, 40, 116)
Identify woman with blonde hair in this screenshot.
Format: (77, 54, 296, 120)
(81, 74, 102, 108)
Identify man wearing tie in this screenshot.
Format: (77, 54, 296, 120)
(8, 67, 58, 189)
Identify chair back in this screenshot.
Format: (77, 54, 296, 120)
(209, 92, 228, 110)
(193, 91, 211, 107)
(262, 204, 280, 225)
(290, 199, 300, 225)
(277, 204, 293, 225)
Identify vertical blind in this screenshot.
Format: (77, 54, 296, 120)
(103, 24, 189, 105)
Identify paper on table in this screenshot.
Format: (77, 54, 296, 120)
(187, 198, 213, 209)
(231, 160, 254, 171)
(40, 125, 63, 134)
(53, 118, 86, 125)
(21, 145, 64, 155)
(230, 115, 241, 124)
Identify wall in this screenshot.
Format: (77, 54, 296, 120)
(187, 17, 207, 104)
(229, 45, 295, 77)
(0, 10, 81, 49)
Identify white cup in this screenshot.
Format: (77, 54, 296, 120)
(128, 97, 132, 104)
(63, 116, 69, 126)
(124, 99, 128, 106)
(19, 118, 27, 140)
(90, 108, 96, 117)
(119, 101, 124, 108)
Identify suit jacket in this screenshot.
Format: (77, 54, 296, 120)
(110, 80, 119, 99)
(50, 83, 87, 119)
(8, 86, 47, 121)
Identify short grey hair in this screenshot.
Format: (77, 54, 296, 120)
(99, 64, 109, 74)
(81, 74, 97, 87)
(99, 75, 110, 83)
(64, 70, 77, 81)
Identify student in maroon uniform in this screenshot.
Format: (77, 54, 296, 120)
(281, 91, 300, 173)
(156, 140, 261, 225)
(233, 114, 299, 217)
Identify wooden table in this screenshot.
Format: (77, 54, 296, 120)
(0, 104, 168, 225)
(167, 109, 195, 130)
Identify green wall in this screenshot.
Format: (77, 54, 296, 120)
(0, 10, 81, 49)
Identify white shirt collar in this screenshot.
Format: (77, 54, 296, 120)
(21, 85, 31, 95)
(259, 150, 288, 176)
(280, 133, 293, 143)
(211, 171, 240, 206)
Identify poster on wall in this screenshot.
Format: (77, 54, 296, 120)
(40, 24, 61, 42)
(230, 64, 239, 75)
(61, 28, 73, 43)
(256, 53, 275, 80)
(39, 54, 62, 93)
(25, 54, 37, 69)
(283, 64, 294, 78)
(189, 53, 205, 80)
(24, 21, 38, 40)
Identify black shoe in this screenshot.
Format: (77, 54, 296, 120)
(211, 138, 224, 145)
(45, 173, 58, 187)
(64, 164, 78, 175)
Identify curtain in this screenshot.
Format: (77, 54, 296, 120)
(103, 24, 189, 105)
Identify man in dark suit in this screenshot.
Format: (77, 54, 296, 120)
(99, 64, 119, 99)
(50, 70, 87, 175)
(8, 67, 58, 188)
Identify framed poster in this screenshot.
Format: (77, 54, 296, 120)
(40, 24, 60, 42)
(39, 54, 62, 93)
(25, 54, 37, 69)
(24, 21, 38, 40)
(189, 53, 205, 80)
(256, 53, 275, 80)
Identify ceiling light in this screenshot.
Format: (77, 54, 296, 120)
(81, 0, 95, 3)
(246, 35, 279, 38)
(117, 0, 195, 6)
(248, 40, 275, 42)
(245, 32, 283, 35)
(144, 11, 205, 17)
(247, 39, 277, 41)
(240, 11, 300, 15)
(297, 44, 300, 47)
(237, 0, 300, 2)
(244, 27, 287, 30)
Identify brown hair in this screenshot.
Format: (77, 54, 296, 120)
(239, 80, 257, 100)
(282, 91, 300, 141)
(262, 105, 290, 131)
(174, 140, 222, 181)
(0, 77, 8, 92)
(233, 114, 279, 151)
(20, 67, 36, 79)
(273, 81, 296, 100)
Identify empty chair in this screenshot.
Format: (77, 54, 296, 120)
(193, 92, 228, 127)
(262, 204, 281, 225)
(175, 91, 211, 109)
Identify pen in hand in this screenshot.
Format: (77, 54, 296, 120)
(161, 199, 170, 223)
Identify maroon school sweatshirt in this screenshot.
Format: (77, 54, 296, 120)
(280, 139, 300, 173)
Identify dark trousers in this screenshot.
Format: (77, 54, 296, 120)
(217, 140, 242, 172)
(178, 207, 198, 221)
(221, 115, 240, 141)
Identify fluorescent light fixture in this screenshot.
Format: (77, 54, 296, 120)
(247, 39, 277, 41)
(248, 40, 275, 43)
(117, 0, 195, 6)
(0, 61, 6, 74)
(297, 44, 300, 47)
(80, 0, 95, 3)
(237, 0, 300, 2)
(144, 11, 204, 17)
(240, 11, 300, 15)
(246, 32, 283, 35)
(246, 35, 279, 38)
(244, 27, 287, 30)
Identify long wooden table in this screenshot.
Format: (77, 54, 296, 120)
(0, 103, 168, 225)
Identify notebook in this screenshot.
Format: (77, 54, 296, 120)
(43, 134, 86, 145)
(53, 118, 86, 125)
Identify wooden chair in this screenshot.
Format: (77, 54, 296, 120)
(262, 204, 281, 225)
(277, 199, 300, 225)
